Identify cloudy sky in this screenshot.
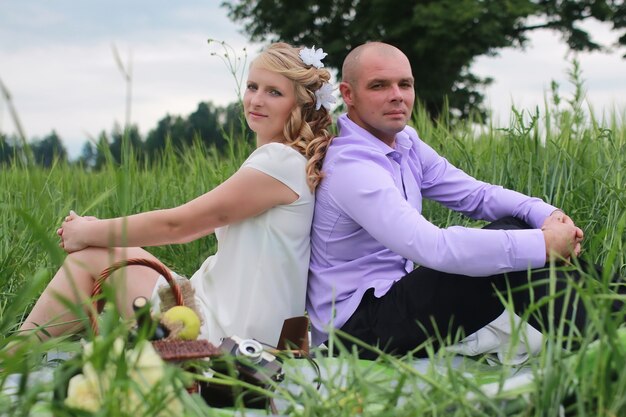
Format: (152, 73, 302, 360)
(1, 1, 625, 158)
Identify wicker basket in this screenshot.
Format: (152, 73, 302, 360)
(90, 258, 220, 361)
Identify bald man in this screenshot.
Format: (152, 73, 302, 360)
(306, 42, 594, 361)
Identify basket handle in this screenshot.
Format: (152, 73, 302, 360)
(90, 258, 184, 334)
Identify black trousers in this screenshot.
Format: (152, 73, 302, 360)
(339, 217, 624, 359)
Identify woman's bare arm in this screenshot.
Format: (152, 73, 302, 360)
(59, 167, 298, 253)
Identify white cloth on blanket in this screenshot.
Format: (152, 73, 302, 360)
(446, 311, 544, 365)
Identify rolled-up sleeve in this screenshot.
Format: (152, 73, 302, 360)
(418, 140, 557, 229)
(328, 149, 547, 276)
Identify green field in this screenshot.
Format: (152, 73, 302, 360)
(1, 93, 625, 416)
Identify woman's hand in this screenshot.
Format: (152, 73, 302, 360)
(57, 211, 95, 253)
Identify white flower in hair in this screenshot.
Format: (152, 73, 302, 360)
(315, 82, 336, 111)
(299, 46, 327, 68)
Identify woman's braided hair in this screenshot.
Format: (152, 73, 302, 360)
(253, 42, 333, 191)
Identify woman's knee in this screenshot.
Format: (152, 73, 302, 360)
(64, 247, 157, 277)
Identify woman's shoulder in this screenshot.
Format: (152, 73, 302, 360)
(244, 142, 306, 170)
(250, 142, 305, 160)
(243, 142, 311, 196)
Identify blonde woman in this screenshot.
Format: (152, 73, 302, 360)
(19, 43, 334, 346)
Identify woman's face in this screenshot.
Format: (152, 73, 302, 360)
(244, 63, 297, 145)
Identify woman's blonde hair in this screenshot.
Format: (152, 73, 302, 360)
(252, 42, 333, 191)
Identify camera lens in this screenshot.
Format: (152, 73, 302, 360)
(236, 339, 263, 364)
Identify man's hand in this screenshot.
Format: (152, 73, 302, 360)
(541, 210, 584, 261)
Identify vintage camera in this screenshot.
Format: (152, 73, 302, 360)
(200, 335, 283, 408)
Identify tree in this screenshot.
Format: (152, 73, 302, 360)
(77, 141, 97, 169)
(31, 130, 67, 167)
(144, 114, 188, 157)
(187, 102, 228, 150)
(144, 102, 243, 157)
(0, 132, 15, 165)
(108, 124, 143, 165)
(223, 102, 254, 144)
(224, 0, 626, 119)
(94, 131, 110, 170)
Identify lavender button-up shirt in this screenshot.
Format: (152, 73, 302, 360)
(307, 114, 556, 345)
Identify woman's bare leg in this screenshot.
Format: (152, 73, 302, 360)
(18, 246, 165, 340)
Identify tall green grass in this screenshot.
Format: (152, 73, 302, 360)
(1, 94, 625, 416)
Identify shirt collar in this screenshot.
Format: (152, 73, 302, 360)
(394, 131, 412, 161)
(338, 113, 412, 161)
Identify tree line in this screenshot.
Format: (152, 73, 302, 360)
(0, 101, 251, 168)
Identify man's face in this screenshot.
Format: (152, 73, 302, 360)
(340, 50, 415, 146)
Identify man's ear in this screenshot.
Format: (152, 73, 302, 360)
(339, 81, 353, 106)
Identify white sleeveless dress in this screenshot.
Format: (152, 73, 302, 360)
(153, 143, 314, 346)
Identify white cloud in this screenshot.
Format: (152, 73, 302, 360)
(473, 21, 626, 124)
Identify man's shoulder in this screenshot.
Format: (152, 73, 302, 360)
(325, 136, 388, 171)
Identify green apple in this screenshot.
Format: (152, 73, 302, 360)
(161, 306, 201, 340)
